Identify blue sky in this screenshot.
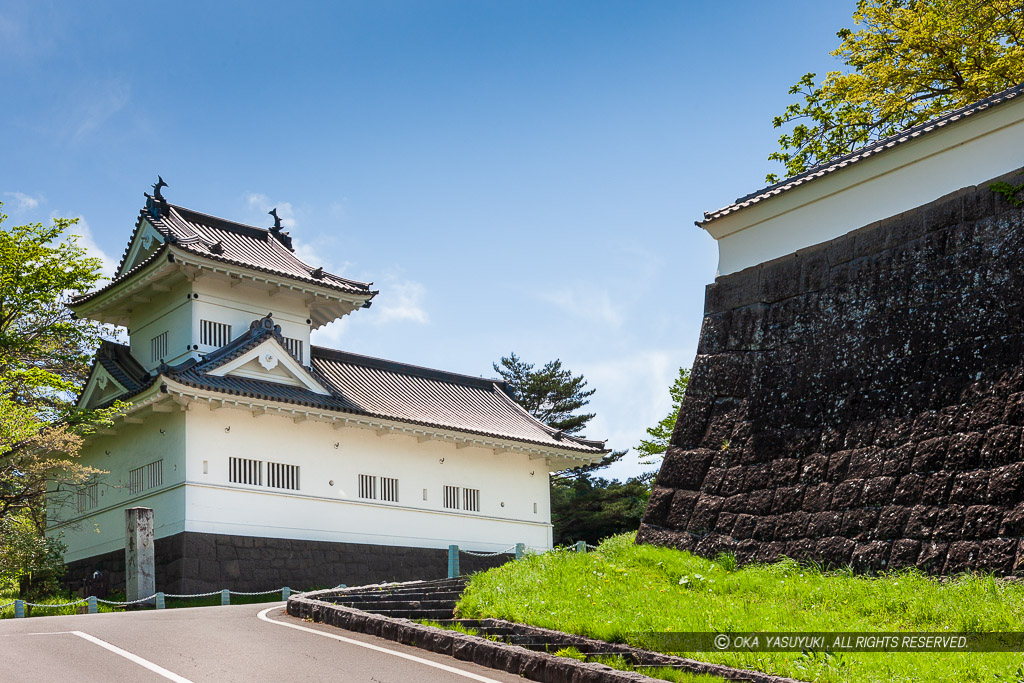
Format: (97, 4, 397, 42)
(1, 1, 854, 480)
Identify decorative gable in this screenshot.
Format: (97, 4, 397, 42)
(204, 323, 331, 395)
(118, 219, 166, 276)
(78, 365, 128, 410)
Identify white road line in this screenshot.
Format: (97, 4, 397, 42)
(70, 630, 195, 683)
(257, 607, 505, 683)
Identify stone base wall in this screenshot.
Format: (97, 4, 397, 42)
(639, 169, 1024, 575)
(63, 533, 512, 595)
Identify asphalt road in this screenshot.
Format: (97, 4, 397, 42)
(0, 603, 528, 682)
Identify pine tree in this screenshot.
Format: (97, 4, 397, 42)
(493, 353, 595, 435)
(635, 367, 689, 467)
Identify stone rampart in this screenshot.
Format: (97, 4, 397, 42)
(638, 170, 1024, 574)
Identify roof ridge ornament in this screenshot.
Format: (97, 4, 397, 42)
(250, 312, 282, 338)
(144, 175, 170, 219)
(268, 208, 295, 252)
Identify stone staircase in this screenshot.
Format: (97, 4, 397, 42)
(320, 577, 467, 621)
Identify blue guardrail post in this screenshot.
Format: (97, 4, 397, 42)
(155, 593, 165, 609)
(87, 596, 98, 614)
(448, 544, 460, 578)
(515, 543, 525, 560)
(220, 589, 230, 606)
(14, 600, 24, 618)
(282, 587, 290, 600)
(576, 540, 586, 553)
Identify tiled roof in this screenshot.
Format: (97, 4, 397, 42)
(99, 315, 607, 455)
(310, 347, 607, 453)
(698, 82, 1024, 226)
(76, 203, 375, 306)
(76, 341, 151, 407)
(95, 341, 150, 391)
(151, 205, 373, 296)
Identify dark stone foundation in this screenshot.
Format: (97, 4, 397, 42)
(639, 168, 1024, 575)
(63, 532, 513, 595)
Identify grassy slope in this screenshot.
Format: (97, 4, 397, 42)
(456, 533, 1024, 683)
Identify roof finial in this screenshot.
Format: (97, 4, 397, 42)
(267, 207, 294, 251)
(144, 175, 169, 219)
(153, 175, 168, 202)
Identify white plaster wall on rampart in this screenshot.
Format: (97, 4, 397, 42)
(183, 404, 553, 550)
(192, 278, 311, 364)
(128, 280, 194, 370)
(707, 98, 1024, 275)
(47, 411, 187, 563)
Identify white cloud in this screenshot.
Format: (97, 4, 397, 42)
(3, 191, 41, 211)
(574, 348, 690, 481)
(246, 193, 297, 229)
(540, 285, 624, 327)
(58, 214, 117, 278)
(309, 273, 429, 349)
(310, 316, 351, 349)
(372, 278, 429, 325)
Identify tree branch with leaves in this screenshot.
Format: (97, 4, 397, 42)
(767, 0, 1024, 183)
(0, 205, 120, 588)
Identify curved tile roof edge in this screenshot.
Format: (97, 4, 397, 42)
(698, 82, 1024, 226)
(160, 374, 607, 455)
(311, 345, 507, 393)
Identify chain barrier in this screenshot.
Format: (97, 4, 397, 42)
(0, 601, 16, 610)
(586, 543, 600, 550)
(162, 591, 225, 599)
(228, 589, 284, 596)
(20, 598, 89, 608)
(96, 595, 158, 605)
(459, 545, 517, 557)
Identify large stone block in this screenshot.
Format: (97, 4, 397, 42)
(637, 174, 1024, 574)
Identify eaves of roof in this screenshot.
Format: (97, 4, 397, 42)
(162, 372, 607, 456)
(70, 242, 173, 307)
(698, 82, 1024, 227)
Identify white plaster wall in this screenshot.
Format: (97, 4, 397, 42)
(47, 411, 187, 563)
(128, 281, 193, 370)
(192, 279, 312, 365)
(706, 97, 1024, 275)
(183, 404, 553, 550)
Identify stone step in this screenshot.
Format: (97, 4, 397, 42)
(330, 591, 462, 603)
(332, 599, 457, 612)
(363, 608, 456, 620)
(337, 581, 465, 596)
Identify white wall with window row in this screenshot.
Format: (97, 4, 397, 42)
(53, 401, 553, 564)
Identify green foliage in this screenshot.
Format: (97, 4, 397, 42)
(635, 367, 689, 467)
(767, 0, 1024, 183)
(493, 352, 595, 435)
(459, 533, 1024, 683)
(991, 180, 1024, 208)
(551, 476, 649, 546)
(494, 352, 649, 544)
(0, 204, 118, 588)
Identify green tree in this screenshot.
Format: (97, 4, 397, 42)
(767, 0, 1024, 183)
(493, 353, 595, 435)
(0, 205, 116, 589)
(495, 352, 639, 543)
(549, 476, 649, 547)
(635, 367, 689, 468)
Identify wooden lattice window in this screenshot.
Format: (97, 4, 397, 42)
(201, 320, 232, 347)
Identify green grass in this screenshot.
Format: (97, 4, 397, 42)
(456, 533, 1024, 683)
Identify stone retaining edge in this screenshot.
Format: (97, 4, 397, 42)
(287, 587, 807, 683)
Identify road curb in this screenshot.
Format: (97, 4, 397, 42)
(287, 584, 806, 683)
